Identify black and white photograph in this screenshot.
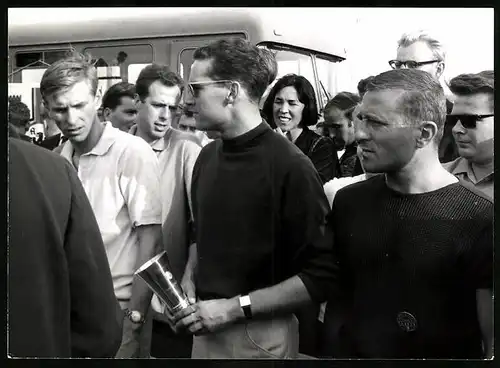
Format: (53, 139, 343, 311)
(7, 7, 494, 360)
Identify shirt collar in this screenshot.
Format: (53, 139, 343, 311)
(450, 156, 494, 184)
(129, 124, 171, 153)
(59, 121, 117, 159)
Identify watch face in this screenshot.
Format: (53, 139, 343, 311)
(131, 311, 142, 322)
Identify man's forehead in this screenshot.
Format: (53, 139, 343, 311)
(147, 81, 181, 102)
(396, 41, 435, 61)
(361, 89, 405, 109)
(47, 81, 94, 105)
(452, 93, 493, 112)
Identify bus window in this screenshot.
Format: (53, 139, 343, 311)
(84, 44, 153, 83)
(21, 69, 47, 85)
(179, 48, 197, 82)
(128, 63, 151, 85)
(259, 48, 316, 110)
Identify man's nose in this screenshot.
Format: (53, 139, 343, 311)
(452, 119, 466, 134)
(354, 121, 369, 142)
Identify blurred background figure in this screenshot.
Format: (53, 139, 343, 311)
(8, 138, 123, 357)
(262, 73, 339, 184)
(39, 102, 66, 151)
(101, 81, 138, 132)
(8, 97, 32, 142)
(177, 107, 213, 147)
(322, 92, 364, 178)
(357, 76, 374, 99)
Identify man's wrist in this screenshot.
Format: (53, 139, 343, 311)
(228, 296, 245, 323)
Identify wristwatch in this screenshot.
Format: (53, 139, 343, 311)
(239, 295, 252, 320)
(124, 309, 145, 324)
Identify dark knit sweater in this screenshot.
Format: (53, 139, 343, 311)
(326, 175, 493, 358)
(192, 122, 336, 303)
(294, 128, 338, 184)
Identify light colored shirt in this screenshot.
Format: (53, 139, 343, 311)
(443, 157, 494, 200)
(129, 125, 201, 316)
(129, 125, 201, 280)
(323, 174, 368, 209)
(59, 122, 162, 303)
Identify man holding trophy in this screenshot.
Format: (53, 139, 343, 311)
(137, 38, 336, 359)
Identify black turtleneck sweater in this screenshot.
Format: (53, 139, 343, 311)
(192, 122, 336, 303)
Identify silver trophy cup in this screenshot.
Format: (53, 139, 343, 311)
(135, 251, 191, 314)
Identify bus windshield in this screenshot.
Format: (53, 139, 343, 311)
(257, 43, 344, 112)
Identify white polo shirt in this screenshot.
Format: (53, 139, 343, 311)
(59, 122, 162, 303)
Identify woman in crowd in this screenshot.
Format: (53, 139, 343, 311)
(262, 74, 339, 184)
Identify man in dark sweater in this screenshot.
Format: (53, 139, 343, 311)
(168, 38, 336, 358)
(322, 69, 493, 359)
(8, 138, 122, 357)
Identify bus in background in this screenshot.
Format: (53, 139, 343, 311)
(8, 8, 346, 123)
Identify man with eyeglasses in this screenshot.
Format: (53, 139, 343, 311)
(389, 30, 459, 164)
(164, 38, 335, 359)
(442, 71, 494, 200)
(128, 63, 202, 358)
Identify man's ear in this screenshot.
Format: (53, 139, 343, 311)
(134, 93, 142, 107)
(103, 107, 112, 121)
(436, 61, 445, 80)
(416, 121, 438, 148)
(225, 82, 240, 105)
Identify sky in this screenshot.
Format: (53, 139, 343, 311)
(8, 7, 494, 93)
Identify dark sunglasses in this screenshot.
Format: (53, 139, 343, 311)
(388, 60, 440, 69)
(447, 114, 494, 129)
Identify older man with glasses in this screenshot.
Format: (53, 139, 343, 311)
(389, 29, 459, 163)
(442, 71, 494, 200)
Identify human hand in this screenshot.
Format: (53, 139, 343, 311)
(173, 297, 242, 336)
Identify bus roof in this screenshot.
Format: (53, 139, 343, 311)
(8, 8, 346, 60)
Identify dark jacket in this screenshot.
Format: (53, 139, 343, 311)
(295, 128, 339, 183)
(438, 99, 459, 163)
(8, 139, 122, 358)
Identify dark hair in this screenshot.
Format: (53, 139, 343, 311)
(101, 82, 136, 110)
(324, 91, 360, 120)
(9, 99, 31, 128)
(261, 74, 318, 129)
(40, 52, 98, 101)
(135, 64, 184, 101)
(367, 69, 446, 143)
(448, 70, 494, 109)
(193, 38, 277, 103)
(357, 76, 375, 97)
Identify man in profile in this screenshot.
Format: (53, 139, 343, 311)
(8, 138, 122, 358)
(323, 69, 492, 359)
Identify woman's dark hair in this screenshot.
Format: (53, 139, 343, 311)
(261, 74, 318, 129)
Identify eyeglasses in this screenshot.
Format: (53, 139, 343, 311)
(447, 114, 494, 129)
(388, 60, 440, 69)
(187, 80, 235, 98)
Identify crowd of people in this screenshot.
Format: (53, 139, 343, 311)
(8, 29, 493, 360)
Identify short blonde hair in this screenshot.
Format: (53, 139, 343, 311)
(397, 30, 446, 62)
(40, 52, 98, 102)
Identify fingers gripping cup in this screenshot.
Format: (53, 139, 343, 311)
(135, 251, 191, 314)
